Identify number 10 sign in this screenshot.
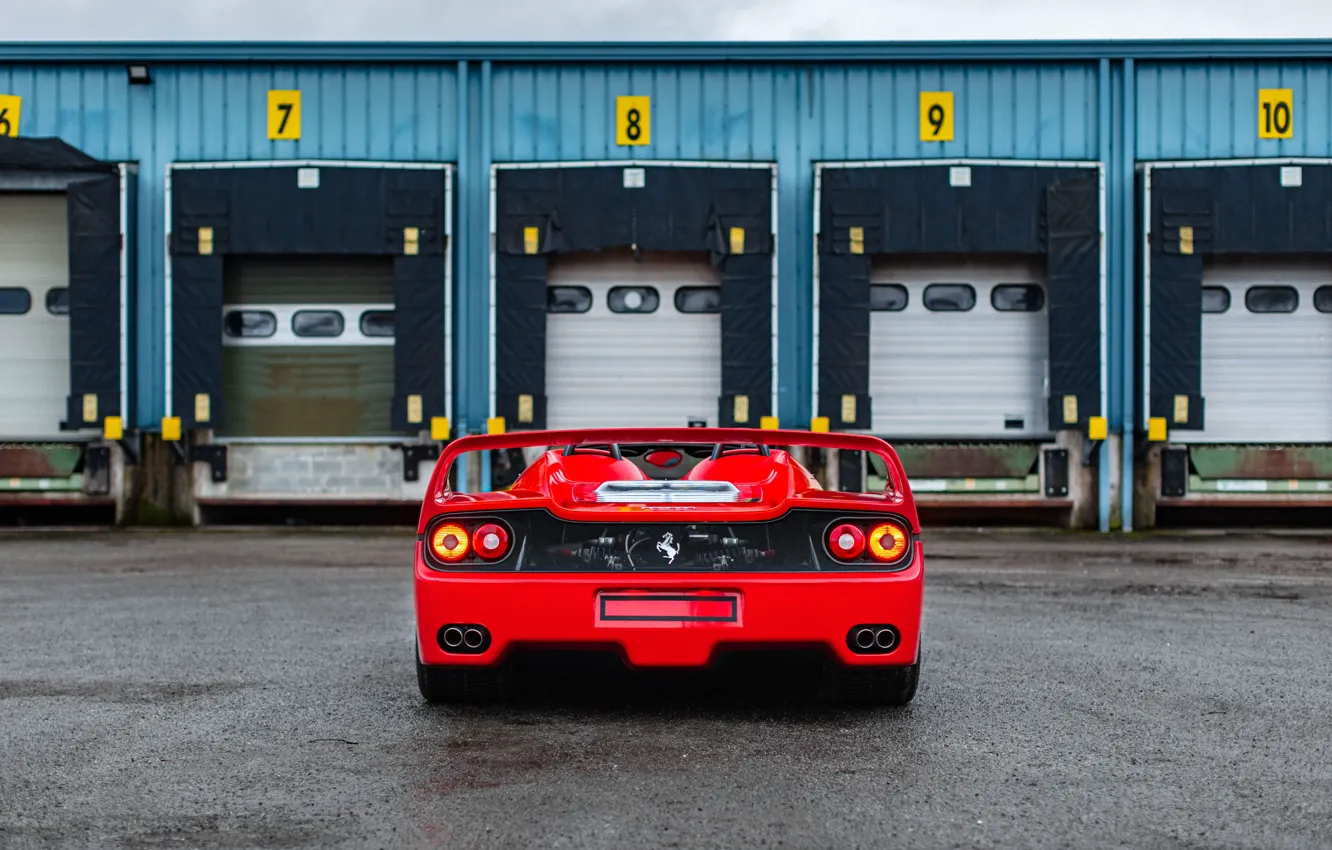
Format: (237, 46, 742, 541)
(1258, 89, 1293, 140)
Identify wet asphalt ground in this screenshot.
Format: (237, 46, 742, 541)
(1, 530, 1330, 850)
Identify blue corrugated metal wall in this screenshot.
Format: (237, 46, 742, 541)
(1137, 62, 1332, 159)
(468, 62, 1102, 434)
(0, 62, 461, 429)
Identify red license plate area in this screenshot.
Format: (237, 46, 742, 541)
(595, 591, 742, 628)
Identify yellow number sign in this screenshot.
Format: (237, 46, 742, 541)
(1258, 89, 1293, 139)
(267, 90, 301, 140)
(616, 96, 650, 146)
(0, 94, 22, 137)
(919, 91, 954, 142)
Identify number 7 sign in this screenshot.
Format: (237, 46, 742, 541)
(267, 90, 301, 140)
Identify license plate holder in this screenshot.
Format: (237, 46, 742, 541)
(595, 590, 742, 628)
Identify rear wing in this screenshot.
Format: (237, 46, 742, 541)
(427, 427, 909, 497)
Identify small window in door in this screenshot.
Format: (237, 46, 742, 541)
(292, 310, 345, 338)
(1201, 286, 1230, 314)
(991, 284, 1045, 312)
(1314, 286, 1332, 314)
(359, 310, 395, 337)
(923, 283, 976, 312)
(223, 310, 278, 338)
(608, 286, 660, 314)
(547, 286, 592, 314)
(45, 288, 70, 315)
(1245, 286, 1298, 314)
(674, 287, 722, 314)
(869, 284, 908, 312)
(0, 287, 31, 315)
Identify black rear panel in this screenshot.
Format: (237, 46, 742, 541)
(423, 509, 914, 573)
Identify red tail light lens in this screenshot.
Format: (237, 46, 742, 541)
(867, 522, 909, 562)
(827, 523, 866, 560)
(430, 523, 470, 562)
(474, 523, 510, 560)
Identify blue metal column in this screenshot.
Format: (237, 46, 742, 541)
(454, 60, 471, 491)
(478, 60, 493, 492)
(774, 65, 806, 429)
(1120, 58, 1137, 531)
(1098, 58, 1113, 533)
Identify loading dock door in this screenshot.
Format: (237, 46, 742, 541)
(218, 257, 397, 438)
(545, 249, 723, 429)
(868, 256, 1048, 439)
(1184, 256, 1332, 444)
(0, 194, 70, 438)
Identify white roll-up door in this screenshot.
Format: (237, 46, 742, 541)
(0, 194, 70, 439)
(868, 256, 1049, 439)
(545, 249, 723, 430)
(1180, 257, 1332, 444)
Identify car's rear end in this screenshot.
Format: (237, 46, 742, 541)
(413, 428, 924, 705)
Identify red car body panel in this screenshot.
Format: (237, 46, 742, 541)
(413, 428, 923, 670)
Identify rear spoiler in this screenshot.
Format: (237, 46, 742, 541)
(427, 427, 909, 496)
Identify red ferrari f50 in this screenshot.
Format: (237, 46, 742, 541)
(413, 428, 923, 706)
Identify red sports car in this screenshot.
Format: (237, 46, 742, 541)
(413, 428, 923, 706)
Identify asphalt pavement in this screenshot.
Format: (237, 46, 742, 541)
(1, 529, 1330, 850)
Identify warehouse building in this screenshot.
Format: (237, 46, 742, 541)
(1, 41, 1330, 528)
(0, 136, 135, 523)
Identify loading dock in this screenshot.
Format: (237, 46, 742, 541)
(0, 138, 135, 522)
(489, 160, 776, 437)
(165, 160, 451, 523)
(1140, 160, 1332, 524)
(814, 160, 1105, 526)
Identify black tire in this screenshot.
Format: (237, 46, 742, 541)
(826, 653, 921, 707)
(416, 651, 510, 704)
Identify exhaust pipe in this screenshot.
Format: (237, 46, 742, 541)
(463, 628, 485, 649)
(441, 626, 464, 649)
(853, 627, 876, 650)
(874, 628, 897, 650)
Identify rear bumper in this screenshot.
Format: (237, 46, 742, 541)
(414, 541, 924, 668)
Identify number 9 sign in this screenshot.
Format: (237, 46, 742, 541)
(919, 92, 954, 143)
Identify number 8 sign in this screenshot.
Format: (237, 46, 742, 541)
(919, 92, 954, 143)
(616, 96, 650, 147)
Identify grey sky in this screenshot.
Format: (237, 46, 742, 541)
(4, 0, 1332, 41)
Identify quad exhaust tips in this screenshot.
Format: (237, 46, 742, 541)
(438, 623, 491, 654)
(846, 624, 900, 655)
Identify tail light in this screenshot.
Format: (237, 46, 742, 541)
(827, 523, 866, 561)
(474, 523, 510, 560)
(430, 523, 470, 562)
(867, 522, 909, 562)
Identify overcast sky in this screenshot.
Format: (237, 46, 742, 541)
(5, 0, 1332, 41)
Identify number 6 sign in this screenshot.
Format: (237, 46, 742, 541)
(0, 94, 21, 137)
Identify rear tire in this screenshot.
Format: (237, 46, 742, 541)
(416, 649, 510, 704)
(826, 653, 921, 707)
